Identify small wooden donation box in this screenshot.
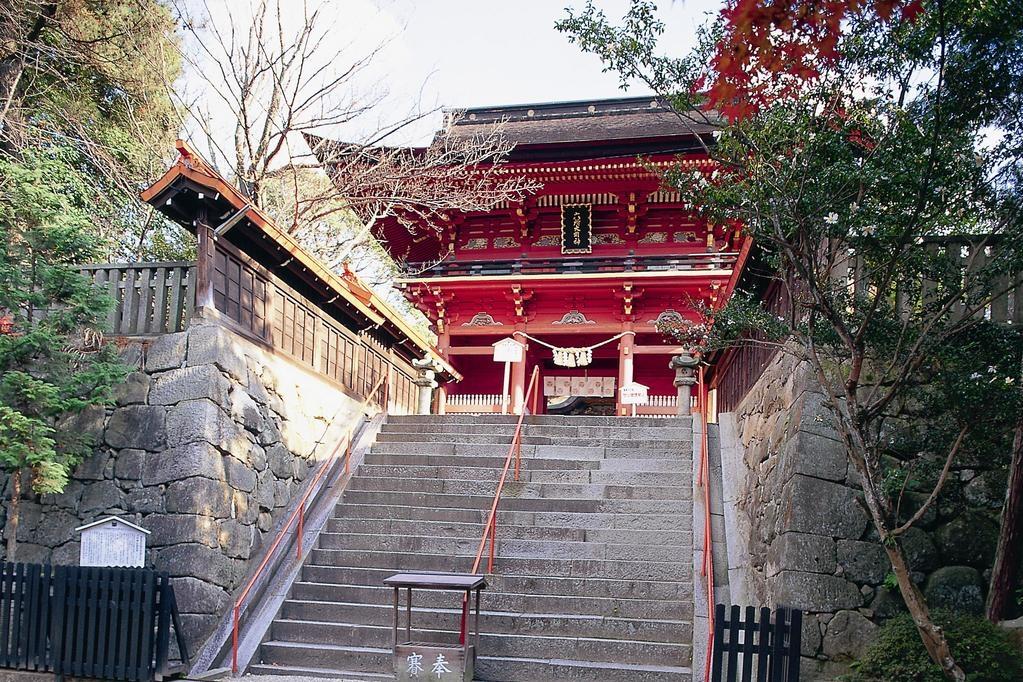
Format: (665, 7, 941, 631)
(384, 572, 486, 682)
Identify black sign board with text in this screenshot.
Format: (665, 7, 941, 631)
(561, 204, 592, 254)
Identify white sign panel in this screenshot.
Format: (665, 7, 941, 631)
(492, 338, 525, 364)
(77, 517, 149, 568)
(620, 382, 650, 406)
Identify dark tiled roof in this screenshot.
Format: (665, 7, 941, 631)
(439, 96, 719, 147)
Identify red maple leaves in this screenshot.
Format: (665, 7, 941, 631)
(706, 0, 924, 121)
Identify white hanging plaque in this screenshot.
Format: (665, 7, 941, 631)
(76, 517, 150, 568)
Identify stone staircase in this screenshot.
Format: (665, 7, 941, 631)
(248, 414, 695, 681)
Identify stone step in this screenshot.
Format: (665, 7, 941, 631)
(249, 657, 692, 682)
(247, 662, 391, 681)
(475, 655, 692, 681)
(368, 441, 692, 461)
(327, 517, 578, 541)
(389, 414, 691, 428)
(290, 582, 693, 620)
(335, 501, 689, 530)
(375, 432, 692, 452)
(346, 476, 688, 501)
(527, 469, 691, 485)
(356, 462, 691, 482)
(268, 621, 690, 667)
(326, 518, 691, 547)
(306, 549, 692, 582)
(258, 641, 388, 676)
(357, 459, 596, 478)
(378, 423, 692, 440)
(338, 490, 685, 514)
(298, 568, 691, 601)
(368, 443, 597, 458)
(316, 532, 687, 562)
(335, 502, 484, 524)
(277, 600, 690, 643)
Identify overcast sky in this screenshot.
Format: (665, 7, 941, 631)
(340, 0, 724, 144)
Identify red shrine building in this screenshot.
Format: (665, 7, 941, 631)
(320, 97, 749, 416)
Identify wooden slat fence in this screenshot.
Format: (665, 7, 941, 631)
(80, 262, 194, 336)
(829, 239, 1023, 325)
(0, 563, 188, 682)
(711, 604, 802, 682)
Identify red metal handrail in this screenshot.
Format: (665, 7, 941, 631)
(697, 365, 715, 682)
(458, 366, 541, 643)
(471, 365, 540, 575)
(230, 374, 388, 673)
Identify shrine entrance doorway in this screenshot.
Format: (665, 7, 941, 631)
(441, 328, 688, 417)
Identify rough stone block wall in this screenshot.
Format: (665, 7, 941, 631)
(729, 351, 1004, 680)
(0, 320, 363, 653)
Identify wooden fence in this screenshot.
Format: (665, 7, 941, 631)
(209, 241, 417, 412)
(80, 262, 195, 336)
(830, 239, 1023, 325)
(713, 280, 790, 413)
(711, 604, 802, 682)
(0, 563, 187, 681)
(81, 246, 419, 414)
(445, 394, 504, 413)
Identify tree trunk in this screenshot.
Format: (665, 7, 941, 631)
(987, 419, 1023, 621)
(884, 537, 965, 681)
(848, 426, 966, 681)
(5, 469, 22, 561)
(0, 3, 56, 151)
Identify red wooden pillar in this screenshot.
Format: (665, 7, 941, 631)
(195, 207, 216, 311)
(616, 323, 634, 416)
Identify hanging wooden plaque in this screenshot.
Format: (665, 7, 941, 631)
(561, 204, 592, 254)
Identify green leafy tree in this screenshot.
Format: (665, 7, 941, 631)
(559, 1, 1023, 678)
(0, 153, 128, 560)
(1, 0, 187, 260)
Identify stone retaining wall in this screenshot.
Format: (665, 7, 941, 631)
(0, 318, 363, 653)
(728, 351, 1004, 680)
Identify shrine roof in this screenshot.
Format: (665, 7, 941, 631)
(439, 96, 720, 156)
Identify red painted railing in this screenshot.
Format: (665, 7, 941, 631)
(696, 365, 715, 682)
(230, 375, 388, 673)
(471, 365, 540, 574)
(459, 366, 541, 642)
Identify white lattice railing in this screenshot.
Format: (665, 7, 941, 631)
(636, 394, 679, 416)
(445, 394, 504, 413)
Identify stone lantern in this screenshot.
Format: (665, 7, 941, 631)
(669, 352, 700, 416)
(412, 358, 442, 415)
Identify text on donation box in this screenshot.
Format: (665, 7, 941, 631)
(79, 520, 147, 567)
(395, 644, 470, 682)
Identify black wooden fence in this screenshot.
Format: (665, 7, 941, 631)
(712, 604, 802, 682)
(0, 563, 189, 681)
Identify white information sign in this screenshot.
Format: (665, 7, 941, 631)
(76, 517, 150, 568)
(492, 338, 525, 364)
(620, 382, 650, 406)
